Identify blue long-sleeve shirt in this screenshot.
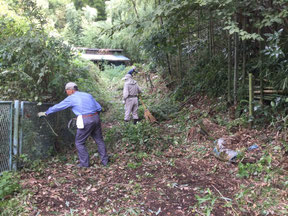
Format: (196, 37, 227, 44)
(45, 91, 102, 116)
(128, 68, 136, 76)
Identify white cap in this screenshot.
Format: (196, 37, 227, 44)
(65, 82, 77, 90)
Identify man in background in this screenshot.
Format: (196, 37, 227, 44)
(38, 82, 108, 168)
(123, 73, 142, 124)
(127, 66, 137, 76)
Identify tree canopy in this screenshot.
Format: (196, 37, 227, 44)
(0, 0, 102, 101)
(1, 0, 287, 107)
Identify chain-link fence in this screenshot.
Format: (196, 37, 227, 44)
(0, 101, 75, 173)
(20, 102, 75, 161)
(0, 102, 13, 173)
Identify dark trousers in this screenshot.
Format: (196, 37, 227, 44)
(75, 114, 108, 167)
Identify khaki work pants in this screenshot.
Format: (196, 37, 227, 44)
(124, 97, 139, 121)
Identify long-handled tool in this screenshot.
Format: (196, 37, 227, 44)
(139, 96, 157, 123)
(43, 117, 59, 137)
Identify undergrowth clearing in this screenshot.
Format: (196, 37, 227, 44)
(1, 68, 288, 216)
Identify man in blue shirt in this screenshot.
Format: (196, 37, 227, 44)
(127, 66, 137, 76)
(38, 82, 108, 167)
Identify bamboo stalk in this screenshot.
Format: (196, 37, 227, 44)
(258, 27, 264, 105)
(227, 32, 232, 104)
(249, 73, 254, 128)
(233, 28, 239, 105)
(242, 15, 246, 85)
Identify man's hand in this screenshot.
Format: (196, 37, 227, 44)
(38, 112, 47, 118)
(122, 100, 125, 104)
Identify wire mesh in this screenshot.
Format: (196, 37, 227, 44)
(0, 102, 13, 173)
(20, 102, 75, 160)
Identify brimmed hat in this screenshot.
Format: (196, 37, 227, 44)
(122, 74, 132, 81)
(65, 82, 77, 90)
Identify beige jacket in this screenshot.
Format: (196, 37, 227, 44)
(123, 74, 142, 100)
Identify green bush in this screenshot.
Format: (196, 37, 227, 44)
(121, 121, 159, 152)
(237, 154, 272, 178)
(104, 126, 122, 151)
(149, 97, 179, 121)
(0, 171, 20, 200)
(0, 0, 101, 103)
(105, 121, 170, 153)
(245, 97, 288, 128)
(173, 54, 227, 100)
(0, 195, 27, 215)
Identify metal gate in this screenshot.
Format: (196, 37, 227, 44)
(0, 101, 13, 173)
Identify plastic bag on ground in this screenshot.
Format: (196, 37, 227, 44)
(213, 138, 238, 162)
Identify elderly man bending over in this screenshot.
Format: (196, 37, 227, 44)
(38, 82, 108, 168)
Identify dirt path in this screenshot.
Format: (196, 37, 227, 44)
(19, 87, 287, 215)
(20, 142, 243, 216)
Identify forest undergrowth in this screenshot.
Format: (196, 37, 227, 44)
(1, 68, 288, 216)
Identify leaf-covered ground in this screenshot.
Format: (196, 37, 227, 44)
(17, 95, 288, 216)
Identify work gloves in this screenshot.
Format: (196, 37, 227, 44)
(38, 112, 47, 118)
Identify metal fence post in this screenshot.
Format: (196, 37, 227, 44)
(9, 102, 13, 170)
(13, 100, 20, 170)
(19, 101, 24, 155)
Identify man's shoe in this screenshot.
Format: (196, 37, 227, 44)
(133, 119, 139, 125)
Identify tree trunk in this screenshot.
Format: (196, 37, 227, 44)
(198, 10, 201, 39)
(187, 22, 192, 68)
(249, 73, 254, 128)
(242, 16, 246, 85)
(258, 28, 264, 105)
(211, 12, 215, 55)
(227, 32, 232, 104)
(130, 0, 139, 19)
(166, 54, 172, 76)
(178, 46, 183, 80)
(233, 25, 239, 106)
(177, 25, 183, 80)
(145, 72, 154, 90)
(208, 10, 213, 57)
(157, 0, 172, 76)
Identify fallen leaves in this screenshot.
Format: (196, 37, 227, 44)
(17, 96, 288, 215)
